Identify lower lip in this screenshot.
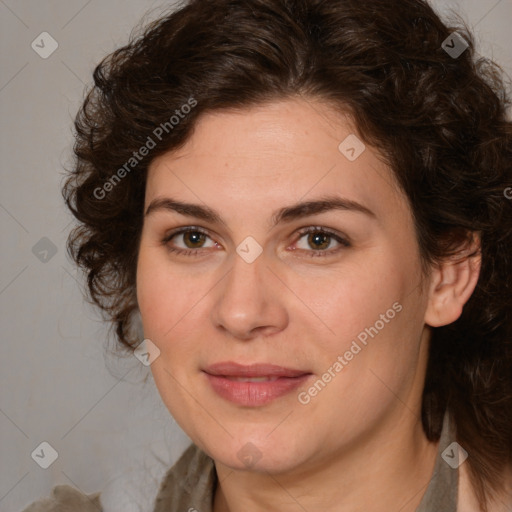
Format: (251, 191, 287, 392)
(204, 373, 312, 406)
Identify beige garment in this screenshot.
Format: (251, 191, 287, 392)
(21, 413, 458, 512)
(21, 485, 102, 512)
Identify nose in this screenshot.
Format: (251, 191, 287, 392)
(210, 247, 289, 341)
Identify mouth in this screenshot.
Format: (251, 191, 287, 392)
(203, 362, 313, 406)
(220, 376, 281, 382)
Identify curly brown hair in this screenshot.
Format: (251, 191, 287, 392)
(63, 0, 512, 507)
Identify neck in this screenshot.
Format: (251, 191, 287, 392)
(213, 413, 439, 512)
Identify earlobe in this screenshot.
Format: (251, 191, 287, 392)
(424, 235, 482, 328)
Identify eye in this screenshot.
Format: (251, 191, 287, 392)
(162, 227, 218, 256)
(161, 226, 351, 258)
(292, 227, 350, 257)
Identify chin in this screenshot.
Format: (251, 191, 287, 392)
(202, 430, 310, 474)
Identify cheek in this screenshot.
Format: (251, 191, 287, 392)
(136, 249, 182, 336)
(136, 250, 203, 419)
(305, 253, 410, 352)
(136, 247, 216, 355)
(303, 252, 424, 413)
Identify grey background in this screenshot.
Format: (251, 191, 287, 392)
(0, 1, 510, 511)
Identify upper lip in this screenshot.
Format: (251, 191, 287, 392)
(203, 362, 310, 378)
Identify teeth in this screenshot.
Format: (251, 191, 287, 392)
(225, 376, 280, 382)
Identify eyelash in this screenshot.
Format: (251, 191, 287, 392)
(161, 226, 351, 258)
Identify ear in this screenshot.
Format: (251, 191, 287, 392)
(424, 233, 482, 328)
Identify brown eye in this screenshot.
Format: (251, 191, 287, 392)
(182, 231, 207, 248)
(294, 227, 351, 257)
(162, 227, 217, 256)
(307, 231, 331, 250)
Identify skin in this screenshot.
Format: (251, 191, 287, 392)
(136, 97, 481, 512)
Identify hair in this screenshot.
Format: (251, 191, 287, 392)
(63, 0, 512, 507)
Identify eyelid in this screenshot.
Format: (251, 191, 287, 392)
(291, 226, 351, 253)
(162, 225, 351, 257)
(162, 225, 211, 242)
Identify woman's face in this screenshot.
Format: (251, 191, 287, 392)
(137, 98, 432, 473)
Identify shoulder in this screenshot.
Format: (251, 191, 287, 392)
(21, 485, 102, 512)
(153, 443, 216, 512)
(20, 444, 215, 512)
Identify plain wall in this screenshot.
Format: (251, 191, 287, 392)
(1, 1, 511, 511)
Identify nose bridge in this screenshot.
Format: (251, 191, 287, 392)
(211, 244, 287, 338)
(221, 246, 267, 311)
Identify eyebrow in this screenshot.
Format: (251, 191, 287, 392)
(144, 195, 376, 227)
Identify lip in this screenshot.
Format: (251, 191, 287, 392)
(203, 362, 313, 406)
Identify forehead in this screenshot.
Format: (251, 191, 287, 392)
(154, 99, 356, 168)
(145, 98, 408, 223)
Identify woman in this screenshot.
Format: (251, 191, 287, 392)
(23, 0, 512, 510)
